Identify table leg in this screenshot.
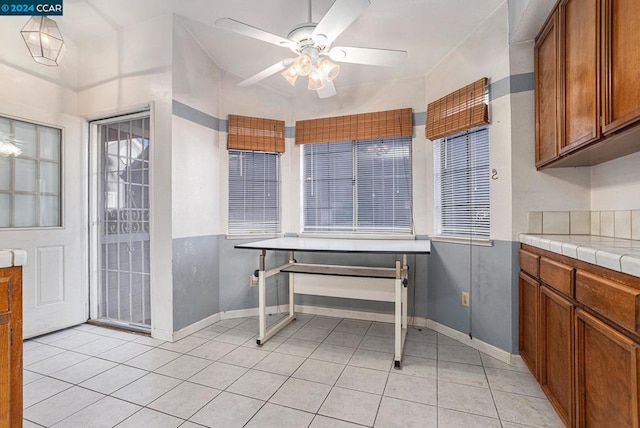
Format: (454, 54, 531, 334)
(394, 260, 402, 368)
(289, 252, 295, 320)
(257, 250, 266, 345)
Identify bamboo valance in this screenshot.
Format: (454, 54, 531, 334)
(227, 114, 285, 153)
(425, 78, 489, 140)
(295, 108, 413, 144)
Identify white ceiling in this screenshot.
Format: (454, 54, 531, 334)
(57, 0, 518, 96)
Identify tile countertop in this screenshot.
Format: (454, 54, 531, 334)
(0, 249, 27, 268)
(520, 234, 640, 278)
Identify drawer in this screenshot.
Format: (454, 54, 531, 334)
(0, 277, 8, 313)
(520, 249, 540, 278)
(540, 257, 574, 297)
(576, 270, 640, 335)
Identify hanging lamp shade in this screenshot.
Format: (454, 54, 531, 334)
(20, 16, 67, 66)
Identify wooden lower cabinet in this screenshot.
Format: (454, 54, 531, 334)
(519, 272, 539, 378)
(0, 267, 22, 428)
(576, 309, 640, 428)
(540, 285, 575, 427)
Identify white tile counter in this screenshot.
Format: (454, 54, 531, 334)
(0, 249, 27, 268)
(520, 234, 640, 278)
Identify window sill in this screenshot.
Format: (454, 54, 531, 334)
(430, 235, 493, 247)
(226, 233, 282, 240)
(299, 232, 416, 240)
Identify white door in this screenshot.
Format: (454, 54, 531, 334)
(0, 114, 87, 338)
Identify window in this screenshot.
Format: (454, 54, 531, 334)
(303, 137, 412, 233)
(228, 150, 280, 234)
(434, 127, 490, 238)
(0, 116, 62, 228)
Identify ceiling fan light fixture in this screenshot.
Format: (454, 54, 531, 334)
(307, 70, 325, 90)
(318, 58, 340, 81)
(281, 65, 299, 86)
(293, 54, 312, 76)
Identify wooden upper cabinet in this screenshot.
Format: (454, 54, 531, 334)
(560, 0, 601, 151)
(535, 11, 560, 167)
(602, 0, 640, 134)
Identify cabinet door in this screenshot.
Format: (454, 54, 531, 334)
(535, 11, 561, 167)
(560, 0, 600, 151)
(576, 309, 640, 427)
(0, 313, 10, 426)
(519, 272, 539, 378)
(540, 285, 574, 427)
(602, 0, 640, 134)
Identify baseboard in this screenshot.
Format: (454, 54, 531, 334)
(219, 304, 290, 320)
(426, 319, 513, 364)
(158, 305, 516, 364)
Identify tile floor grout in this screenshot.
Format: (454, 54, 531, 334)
(21, 314, 562, 428)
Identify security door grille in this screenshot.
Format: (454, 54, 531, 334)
(97, 115, 151, 328)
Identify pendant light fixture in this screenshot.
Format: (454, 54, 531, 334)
(20, 16, 67, 66)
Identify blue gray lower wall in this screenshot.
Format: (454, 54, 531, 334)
(172, 235, 221, 330)
(172, 234, 519, 353)
(218, 236, 289, 313)
(427, 240, 519, 353)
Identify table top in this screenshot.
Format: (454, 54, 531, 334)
(234, 237, 431, 254)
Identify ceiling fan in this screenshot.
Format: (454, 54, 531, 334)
(215, 0, 408, 98)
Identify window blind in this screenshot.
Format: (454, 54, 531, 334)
(228, 150, 280, 234)
(227, 115, 285, 153)
(426, 78, 489, 140)
(434, 127, 490, 238)
(296, 108, 413, 145)
(303, 137, 412, 233)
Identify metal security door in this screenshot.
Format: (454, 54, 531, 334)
(96, 114, 150, 329)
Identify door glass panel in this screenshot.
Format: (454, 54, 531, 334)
(14, 194, 36, 227)
(40, 195, 60, 227)
(15, 158, 37, 192)
(14, 122, 37, 157)
(0, 194, 9, 227)
(39, 127, 61, 161)
(0, 158, 10, 190)
(39, 161, 60, 194)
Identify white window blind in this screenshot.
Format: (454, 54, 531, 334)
(228, 150, 280, 234)
(303, 137, 412, 233)
(434, 127, 490, 238)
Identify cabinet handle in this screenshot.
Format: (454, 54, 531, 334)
(10, 327, 13, 346)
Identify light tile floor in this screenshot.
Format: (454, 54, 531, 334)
(22, 314, 564, 427)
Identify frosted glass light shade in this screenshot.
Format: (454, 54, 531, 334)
(281, 65, 298, 86)
(293, 54, 312, 76)
(308, 70, 325, 90)
(21, 16, 66, 66)
(318, 58, 340, 81)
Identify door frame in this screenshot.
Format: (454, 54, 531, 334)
(88, 107, 153, 331)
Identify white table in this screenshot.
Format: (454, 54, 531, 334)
(235, 237, 431, 368)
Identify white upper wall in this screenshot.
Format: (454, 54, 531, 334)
(590, 151, 640, 211)
(172, 17, 223, 238)
(426, 3, 513, 241)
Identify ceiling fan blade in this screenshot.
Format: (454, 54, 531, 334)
(312, 0, 370, 44)
(328, 46, 407, 67)
(238, 59, 294, 87)
(215, 18, 294, 49)
(317, 80, 337, 98)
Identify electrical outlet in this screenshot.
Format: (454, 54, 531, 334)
(249, 274, 258, 288)
(461, 292, 469, 307)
